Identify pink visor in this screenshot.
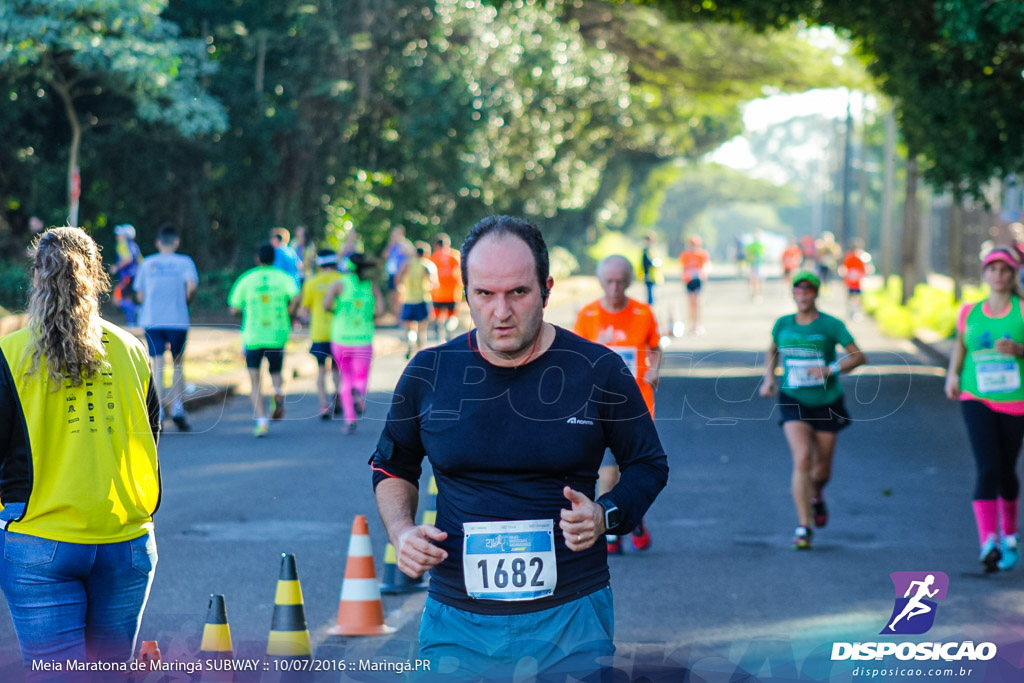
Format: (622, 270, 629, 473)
(983, 250, 1020, 269)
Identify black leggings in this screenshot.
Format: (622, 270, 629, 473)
(961, 400, 1024, 500)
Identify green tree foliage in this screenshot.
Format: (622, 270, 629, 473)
(654, 163, 794, 253)
(634, 0, 1024, 195)
(0, 0, 876, 283)
(0, 0, 226, 226)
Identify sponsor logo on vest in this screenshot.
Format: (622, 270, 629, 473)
(566, 417, 594, 426)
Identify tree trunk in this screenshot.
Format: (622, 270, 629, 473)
(67, 124, 81, 227)
(839, 94, 853, 247)
(900, 155, 921, 304)
(255, 33, 267, 97)
(949, 187, 964, 301)
(857, 146, 869, 246)
(52, 80, 82, 226)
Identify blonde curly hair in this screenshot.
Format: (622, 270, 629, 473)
(27, 227, 111, 386)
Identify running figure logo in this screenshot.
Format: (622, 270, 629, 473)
(880, 571, 949, 635)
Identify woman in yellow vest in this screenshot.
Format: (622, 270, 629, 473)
(0, 227, 161, 667)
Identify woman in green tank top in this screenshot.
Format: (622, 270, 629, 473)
(945, 247, 1024, 572)
(324, 253, 382, 434)
(759, 270, 866, 550)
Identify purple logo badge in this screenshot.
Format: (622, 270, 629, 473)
(880, 571, 949, 635)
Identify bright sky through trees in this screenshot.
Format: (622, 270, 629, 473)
(709, 88, 850, 177)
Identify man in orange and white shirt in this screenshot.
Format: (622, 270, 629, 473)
(840, 239, 872, 320)
(679, 235, 711, 335)
(430, 232, 462, 341)
(782, 240, 804, 289)
(574, 254, 661, 554)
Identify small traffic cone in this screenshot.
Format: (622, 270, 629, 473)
(328, 515, 395, 636)
(266, 554, 312, 659)
(137, 640, 161, 669)
(134, 640, 162, 683)
(200, 595, 233, 659)
(379, 541, 427, 594)
(198, 594, 234, 682)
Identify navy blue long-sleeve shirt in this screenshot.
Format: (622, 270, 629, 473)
(371, 325, 669, 614)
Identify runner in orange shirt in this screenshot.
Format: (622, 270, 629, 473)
(782, 241, 804, 290)
(574, 254, 661, 554)
(679, 235, 711, 335)
(840, 240, 872, 319)
(430, 232, 462, 341)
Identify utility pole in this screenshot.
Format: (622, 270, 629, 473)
(881, 109, 896, 280)
(839, 91, 853, 247)
(901, 154, 921, 304)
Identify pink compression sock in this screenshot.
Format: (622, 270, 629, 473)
(973, 499, 999, 545)
(999, 498, 1019, 537)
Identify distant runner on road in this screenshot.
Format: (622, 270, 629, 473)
(325, 253, 381, 435)
(228, 243, 300, 437)
(110, 223, 143, 325)
(134, 223, 199, 431)
(299, 249, 343, 420)
(678, 235, 711, 335)
(745, 231, 766, 302)
(640, 233, 662, 306)
(840, 240, 872, 320)
(759, 270, 866, 550)
(430, 233, 462, 342)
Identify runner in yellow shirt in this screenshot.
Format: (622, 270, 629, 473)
(574, 254, 661, 553)
(298, 250, 343, 419)
(398, 241, 438, 359)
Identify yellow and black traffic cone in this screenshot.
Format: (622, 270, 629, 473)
(266, 553, 312, 661)
(418, 475, 438, 526)
(200, 594, 233, 659)
(199, 594, 234, 682)
(380, 477, 435, 593)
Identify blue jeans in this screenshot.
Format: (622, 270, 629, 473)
(0, 510, 157, 669)
(418, 587, 614, 681)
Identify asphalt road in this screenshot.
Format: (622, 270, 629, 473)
(2, 275, 1023, 682)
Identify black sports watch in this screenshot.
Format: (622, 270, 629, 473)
(599, 499, 621, 533)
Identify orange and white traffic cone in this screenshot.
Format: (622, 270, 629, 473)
(328, 515, 395, 636)
(133, 640, 162, 683)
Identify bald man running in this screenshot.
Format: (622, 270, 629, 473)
(574, 254, 662, 553)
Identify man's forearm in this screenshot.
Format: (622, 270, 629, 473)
(375, 477, 420, 545)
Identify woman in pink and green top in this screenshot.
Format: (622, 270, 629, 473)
(945, 247, 1024, 572)
(324, 253, 382, 435)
